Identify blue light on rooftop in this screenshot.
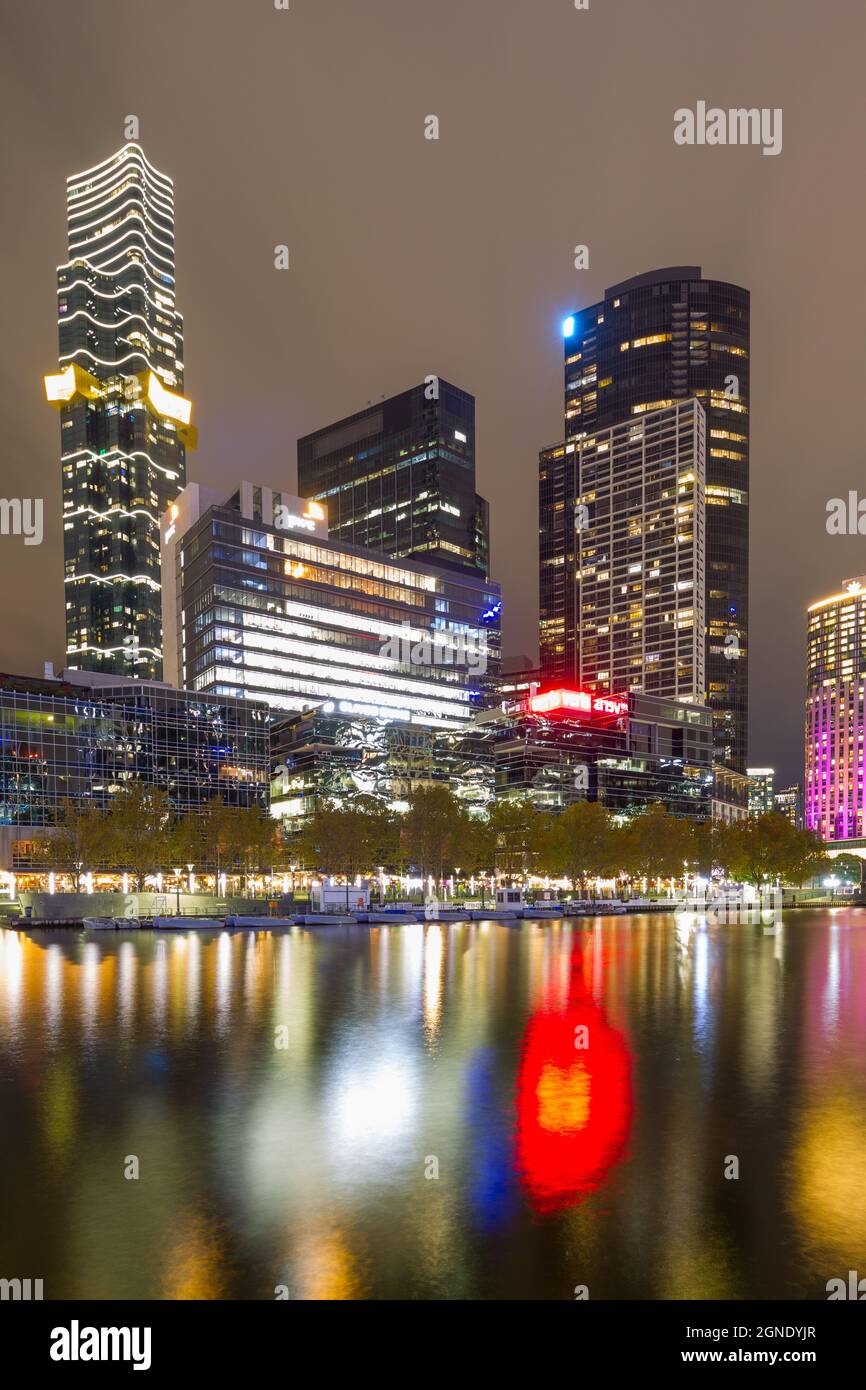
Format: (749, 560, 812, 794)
(562, 315, 576, 338)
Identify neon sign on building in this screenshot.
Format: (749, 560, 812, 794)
(528, 688, 629, 719)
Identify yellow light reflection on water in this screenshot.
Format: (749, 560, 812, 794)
(788, 1085, 866, 1258)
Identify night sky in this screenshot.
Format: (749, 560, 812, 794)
(2, 0, 864, 788)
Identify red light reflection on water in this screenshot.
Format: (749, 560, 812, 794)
(515, 937, 633, 1214)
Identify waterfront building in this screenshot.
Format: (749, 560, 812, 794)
(774, 784, 804, 830)
(0, 668, 270, 871)
(478, 685, 714, 818)
(747, 766, 775, 816)
(297, 379, 490, 578)
(269, 708, 491, 828)
(710, 764, 750, 823)
(539, 399, 706, 704)
(547, 268, 750, 770)
(44, 143, 193, 680)
(270, 682, 717, 828)
(806, 576, 866, 841)
(161, 481, 501, 728)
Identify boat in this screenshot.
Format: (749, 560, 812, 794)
(296, 913, 356, 926)
(468, 909, 520, 921)
(354, 911, 419, 924)
(224, 915, 296, 927)
(83, 917, 120, 930)
(151, 917, 223, 930)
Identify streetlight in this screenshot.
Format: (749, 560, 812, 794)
(174, 868, 182, 917)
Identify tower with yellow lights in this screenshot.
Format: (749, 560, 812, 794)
(45, 142, 195, 679)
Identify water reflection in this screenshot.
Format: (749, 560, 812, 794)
(515, 934, 632, 1214)
(0, 913, 864, 1299)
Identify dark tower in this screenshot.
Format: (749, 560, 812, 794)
(542, 267, 749, 770)
(297, 379, 489, 578)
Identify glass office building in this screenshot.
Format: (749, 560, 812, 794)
(477, 687, 713, 817)
(0, 670, 270, 853)
(548, 268, 750, 771)
(162, 482, 501, 728)
(270, 709, 492, 828)
(44, 143, 194, 680)
(297, 379, 490, 578)
(270, 685, 715, 828)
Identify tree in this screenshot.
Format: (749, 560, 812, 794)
(401, 785, 471, 890)
(105, 785, 174, 890)
(548, 800, 617, 895)
(718, 812, 827, 888)
(229, 805, 279, 888)
(36, 799, 112, 891)
(486, 798, 543, 883)
(351, 795, 400, 872)
(298, 803, 384, 907)
(170, 797, 237, 882)
(620, 804, 695, 889)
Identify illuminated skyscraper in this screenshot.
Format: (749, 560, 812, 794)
(161, 481, 500, 726)
(45, 142, 195, 679)
(806, 577, 866, 842)
(747, 766, 775, 815)
(543, 267, 750, 771)
(297, 379, 490, 578)
(539, 399, 706, 704)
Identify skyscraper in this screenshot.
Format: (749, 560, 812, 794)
(45, 142, 194, 680)
(539, 399, 706, 703)
(747, 767, 775, 816)
(806, 577, 866, 843)
(161, 481, 500, 726)
(542, 267, 749, 770)
(297, 378, 490, 578)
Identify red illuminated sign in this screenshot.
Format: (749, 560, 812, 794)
(528, 688, 628, 719)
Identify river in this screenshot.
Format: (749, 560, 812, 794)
(0, 911, 864, 1299)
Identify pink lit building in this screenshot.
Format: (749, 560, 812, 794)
(806, 577, 866, 841)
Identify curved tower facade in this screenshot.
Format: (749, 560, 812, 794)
(806, 577, 866, 842)
(45, 142, 195, 679)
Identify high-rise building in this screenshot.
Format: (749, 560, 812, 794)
(546, 267, 750, 770)
(540, 399, 706, 703)
(44, 142, 194, 680)
(297, 379, 490, 578)
(747, 767, 775, 816)
(161, 482, 500, 728)
(774, 784, 804, 830)
(806, 577, 866, 842)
